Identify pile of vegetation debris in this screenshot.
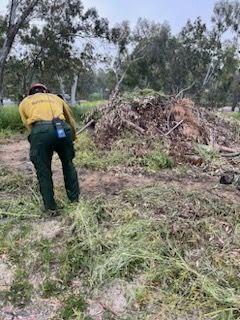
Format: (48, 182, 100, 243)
(87, 91, 240, 165)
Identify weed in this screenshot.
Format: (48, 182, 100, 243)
(58, 294, 87, 319)
(140, 147, 174, 171)
(0, 128, 17, 140)
(1, 167, 240, 318)
(42, 278, 62, 298)
(8, 268, 33, 306)
(230, 112, 240, 121)
(195, 144, 219, 163)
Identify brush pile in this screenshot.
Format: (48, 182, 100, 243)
(88, 91, 240, 164)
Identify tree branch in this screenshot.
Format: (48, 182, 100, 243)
(175, 82, 195, 99)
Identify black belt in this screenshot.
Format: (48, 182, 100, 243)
(33, 120, 53, 126)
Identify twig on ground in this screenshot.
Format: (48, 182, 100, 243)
(220, 152, 240, 158)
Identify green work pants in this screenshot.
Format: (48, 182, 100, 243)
(29, 122, 80, 210)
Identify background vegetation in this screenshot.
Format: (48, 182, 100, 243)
(0, 0, 239, 108)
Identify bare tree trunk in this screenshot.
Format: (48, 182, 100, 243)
(231, 70, 240, 111)
(202, 62, 216, 87)
(57, 75, 67, 98)
(71, 74, 78, 106)
(0, 0, 39, 105)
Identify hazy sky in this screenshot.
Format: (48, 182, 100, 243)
(0, 0, 217, 33)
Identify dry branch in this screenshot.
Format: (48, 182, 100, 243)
(76, 119, 94, 135)
(175, 82, 195, 99)
(122, 120, 145, 134)
(165, 119, 184, 136)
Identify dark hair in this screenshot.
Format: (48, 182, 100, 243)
(29, 86, 46, 95)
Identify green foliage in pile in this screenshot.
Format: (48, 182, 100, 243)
(122, 88, 168, 100)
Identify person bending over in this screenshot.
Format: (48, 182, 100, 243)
(19, 83, 80, 214)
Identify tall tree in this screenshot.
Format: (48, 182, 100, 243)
(0, 0, 39, 104)
(19, 0, 109, 103)
(212, 1, 240, 109)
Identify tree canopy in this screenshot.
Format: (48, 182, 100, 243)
(0, 0, 239, 107)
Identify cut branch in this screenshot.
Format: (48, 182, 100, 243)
(122, 120, 145, 134)
(76, 119, 95, 135)
(165, 119, 184, 136)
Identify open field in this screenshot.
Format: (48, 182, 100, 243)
(1, 96, 240, 319)
(0, 0, 240, 317)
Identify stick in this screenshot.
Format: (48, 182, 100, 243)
(221, 152, 240, 158)
(76, 119, 94, 135)
(210, 144, 240, 157)
(165, 119, 184, 136)
(218, 146, 240, 153)
(122, 120, 145, 134)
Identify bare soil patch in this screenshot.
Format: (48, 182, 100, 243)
(1, 139, 240, 202)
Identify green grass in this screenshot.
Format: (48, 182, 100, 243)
(7, 268, 33, 307)
(230, 112, 240, 121)
(72, 100, 106, 123)
(58, 295, 87, 319)
(195, 144, 220, 163)
(0, 101, 106, 135)
(75, 132, 173, 171)
(0, 105, 23, 131)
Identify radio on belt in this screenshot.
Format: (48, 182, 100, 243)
(52, 118, 66, 139)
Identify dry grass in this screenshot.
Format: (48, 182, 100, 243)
(0, 161, 240, 318)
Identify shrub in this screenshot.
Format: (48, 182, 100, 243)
(72, 100, 106, 123)
(88, 92, 103, 101)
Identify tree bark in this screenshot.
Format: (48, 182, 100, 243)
(71, 74, 78, 106)
(0, 0, 39, 105)
(231, 70, 240, 112)
(57, 75, 67, 98)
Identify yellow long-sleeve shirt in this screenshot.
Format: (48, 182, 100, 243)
(19, 93, 77, 139)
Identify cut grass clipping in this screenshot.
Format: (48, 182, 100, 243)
(75, 132, 173, 171)
(1, 164, 240, 318)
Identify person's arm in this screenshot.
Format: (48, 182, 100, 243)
(19, 101, 30, 131)
(62, 101, 77, 140)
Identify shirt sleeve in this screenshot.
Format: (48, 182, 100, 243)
(62, 101, 77, 140)
(19, 101, 30, 131)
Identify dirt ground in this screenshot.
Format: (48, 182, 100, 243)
(0, 137, 239, 200)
